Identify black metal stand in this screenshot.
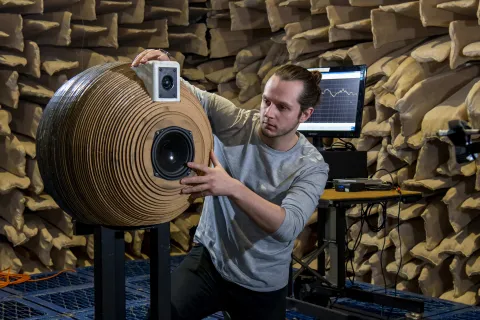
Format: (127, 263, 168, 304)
(288, 192, 425, 320)
(75, 222, 171, 320)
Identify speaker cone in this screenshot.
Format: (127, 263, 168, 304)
(161, 75, 174, 91)
(152, 126, 194, 180)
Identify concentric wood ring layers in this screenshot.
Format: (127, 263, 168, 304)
(36, 62, 213, 227)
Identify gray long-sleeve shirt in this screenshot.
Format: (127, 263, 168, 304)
(182, 79, 329, 292)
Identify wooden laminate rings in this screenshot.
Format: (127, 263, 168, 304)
(36, 62, 213, 227)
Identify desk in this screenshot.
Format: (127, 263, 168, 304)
(320, 189, 422, 203)
(287, 189, 424, 320)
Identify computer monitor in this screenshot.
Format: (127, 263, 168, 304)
(298, 65, 367, 139)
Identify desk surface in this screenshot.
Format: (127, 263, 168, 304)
(320, 189, 422, 203)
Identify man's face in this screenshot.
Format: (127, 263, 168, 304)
(260, 75, 312, 138)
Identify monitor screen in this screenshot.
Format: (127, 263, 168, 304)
(298, 65, 367, 138)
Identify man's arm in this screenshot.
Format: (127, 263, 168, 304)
(230, 169, 328, 243)
(182, 152, 328, 243)
(180, 78, 255, 139)
(131, 49, 252, 139)
(230, 180, 287, 234)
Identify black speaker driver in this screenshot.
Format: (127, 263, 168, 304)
(162, 75, 174, 91)
(152, 126, 195, 180)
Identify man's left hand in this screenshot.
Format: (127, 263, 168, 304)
(180, 150, 239, 199)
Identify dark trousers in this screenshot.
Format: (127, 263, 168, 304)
(166, 244, 288, 320)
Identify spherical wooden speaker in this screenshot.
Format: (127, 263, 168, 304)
(36, 62, 213, 227)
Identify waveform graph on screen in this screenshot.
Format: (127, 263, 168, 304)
(307, 77, 361, 125)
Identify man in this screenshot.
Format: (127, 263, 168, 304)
(131, 49, 329, 320)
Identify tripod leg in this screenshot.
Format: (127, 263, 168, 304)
(150, 223, 171, 319)
(94, 226, 126, 319)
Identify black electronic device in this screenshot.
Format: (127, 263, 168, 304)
(438, 120, 480, 163)
(320, 150, 367, 181)
(334, 182, 366, 192)
(333, 178, 393, 192)
(299, 65, 367, 140)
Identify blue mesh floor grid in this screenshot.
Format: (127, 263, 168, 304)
(71, 302, 226, 320)
(24, 284, 149, 315)
(69, 301, 316, 320)
(74, 266, 93, 277)
(76, 256, 185, 281)
(427, 307, 480, 319)
(1, 271, 93, 297)
(202, 310, 316, 320)
(378, 287, 469, 318)
(0, 289, 13, 299)
(69, 301, 151, 320)
(1, 258, 480, 319)
(345, 279, 379, 292)
(334, 286, 470, 320)
(74, 260, 150, 279)
(126, 276, 151, 294)
(124, 260, 151, 278)
(0, 296, 64, 319)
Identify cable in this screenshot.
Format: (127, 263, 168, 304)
(346, 201, 387, 287)
(0, 268, 77, 289)
(340, 168, 405, 317)
(362, 201, 389, 318)
(369, 168, 395, 185)
(380, 206, 388, 294)
(346, 203, 368, 286)
(346, 211, 364, 286)
(380, 205, 388, 317)
(366, 167, 410, 191)
(369, 168, 403, 318)
(387, 188, 403, 319)
(337, 208, 365, 310)
(362, 169, 404, 318)
(363, 203, 387, 232)
(370, 165, 409, 182)
(326, 138, 357, 151)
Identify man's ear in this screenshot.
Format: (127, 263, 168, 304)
(299, 107, 314, 123)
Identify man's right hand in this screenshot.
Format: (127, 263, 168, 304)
(131, 49, 171, 67)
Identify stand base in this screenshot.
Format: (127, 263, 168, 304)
(291, 278, 424, 320)
(75, 222, 171, 320)
(288, 201, 425, 320)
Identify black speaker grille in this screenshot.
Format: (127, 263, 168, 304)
(151, 126, 194, 180)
